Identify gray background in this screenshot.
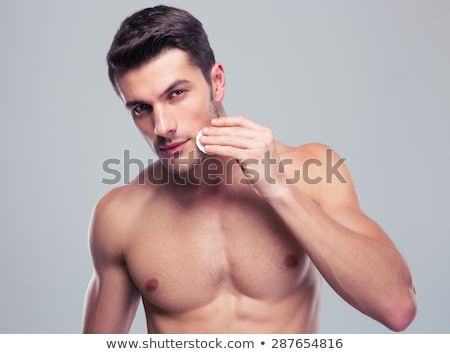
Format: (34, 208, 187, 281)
(0, 0, 448, 333)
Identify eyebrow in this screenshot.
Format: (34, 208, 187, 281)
(125, 99, 148, 109)
(125, 79, 191, 109)
(160, 79, 191, 98)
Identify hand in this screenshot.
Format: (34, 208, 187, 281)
(200, 116, 285, 198)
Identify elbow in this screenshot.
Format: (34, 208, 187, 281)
(384, 287, 417, 332)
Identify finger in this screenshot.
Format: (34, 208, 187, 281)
(203, 144, 251, 160)
(202, 126, 259, 139)
(201, 134, 266, 150)
(210, 116, 266, 131)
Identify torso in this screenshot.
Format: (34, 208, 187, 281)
(114, 146, 322, 333)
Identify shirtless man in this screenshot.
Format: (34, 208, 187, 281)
(82, 5, 416, 333)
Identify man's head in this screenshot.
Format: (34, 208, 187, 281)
(107, 5, 216, 96)
(107, 5, 226, 176)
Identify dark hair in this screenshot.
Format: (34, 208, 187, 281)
(107, 5, 216, 95)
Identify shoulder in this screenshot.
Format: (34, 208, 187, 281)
(278, 142, 348, 179)
(91, 158, 167, 234)
(93, 160, 163, 222)
(92, 159, 164, 225)
(92, 185, 137, 229)
(89, 176, 158, 260)
(279, 142, 350, 177)
(88, 186, 132, 259)
(279, 142, 339, 162)
(278, 142, 358, 207)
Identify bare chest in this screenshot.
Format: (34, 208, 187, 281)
(124, 191, 312, 313)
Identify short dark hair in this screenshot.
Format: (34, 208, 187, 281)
(107, 5, 216, 95)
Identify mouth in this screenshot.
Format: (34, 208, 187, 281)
(159, 139, 189, 156)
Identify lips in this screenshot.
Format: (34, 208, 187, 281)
(159, 139, 189, 155)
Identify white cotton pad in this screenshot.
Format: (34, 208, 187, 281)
(196, 130, 208, 154)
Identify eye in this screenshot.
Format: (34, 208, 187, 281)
(133, 103, 152, 117)
(170, 89, 184, 98)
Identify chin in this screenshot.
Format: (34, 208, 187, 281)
(160, 150, 205, 176)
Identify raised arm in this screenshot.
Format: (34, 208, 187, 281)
(270, 144, 417, 331)
(202, 116, 417, 331)
(82, 194, 141, 333)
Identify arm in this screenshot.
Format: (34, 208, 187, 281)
(82, 195, 141, 333)
(202, 117, 417, 331)
(269, 145, 417, 331)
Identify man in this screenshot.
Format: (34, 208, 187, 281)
(82, 5, 416, 333)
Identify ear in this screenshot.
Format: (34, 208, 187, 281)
(210, 62, 226, 102)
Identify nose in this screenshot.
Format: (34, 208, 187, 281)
(153, 105, 176, 137)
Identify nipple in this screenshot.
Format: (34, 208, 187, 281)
(285, 255, 299, 268)
(196, 130, 209, 154)
(145, 278, 159, 292)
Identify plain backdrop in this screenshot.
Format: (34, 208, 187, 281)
(0, 0, 449, 333)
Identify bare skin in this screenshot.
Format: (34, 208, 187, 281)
(82, 49, 416, 333)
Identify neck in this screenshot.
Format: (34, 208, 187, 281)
(215, 103, 227, 118)
(175, 156, 241, 189)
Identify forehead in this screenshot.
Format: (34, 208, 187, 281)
(115, 48, 205, 101)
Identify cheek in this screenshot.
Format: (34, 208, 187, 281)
(134, 119, 155, 136)
(181, 92, 216, 121)
(134, 121, 157, 148)
(143, 135, 156, 151)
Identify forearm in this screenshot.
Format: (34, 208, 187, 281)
(266, 185, 416, 331)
